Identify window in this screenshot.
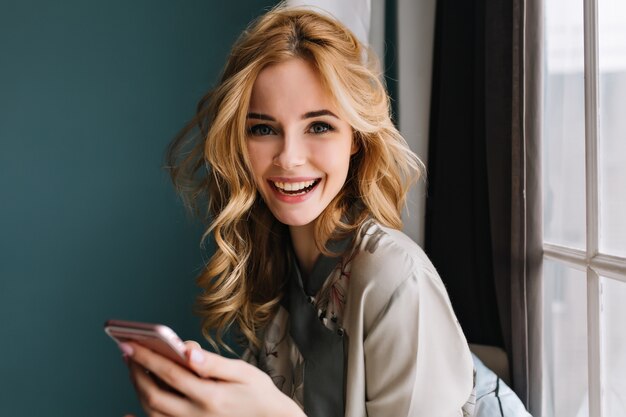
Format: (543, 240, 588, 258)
(542, 0, 626, 416)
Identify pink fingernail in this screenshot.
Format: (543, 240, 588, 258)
(190, 349, 205, 363)
(119, 342, 134, 356)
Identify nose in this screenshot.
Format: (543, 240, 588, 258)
(273, 132, 306, 170)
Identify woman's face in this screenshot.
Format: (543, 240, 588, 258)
(246, 58, 355, 227)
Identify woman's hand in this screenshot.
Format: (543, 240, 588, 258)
(120, 341, 305, 417)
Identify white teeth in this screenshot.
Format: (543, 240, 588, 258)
(271, 179, 317, 193)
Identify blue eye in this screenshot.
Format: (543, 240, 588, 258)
(248, 124, 276, 136)
(309, 122, 333, 134)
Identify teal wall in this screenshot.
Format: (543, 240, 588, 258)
(0, 1, 274, 415)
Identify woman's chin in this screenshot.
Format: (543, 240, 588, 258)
(271, 210, 319, 228)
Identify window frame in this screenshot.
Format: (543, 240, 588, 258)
(541, 0, 626, 415)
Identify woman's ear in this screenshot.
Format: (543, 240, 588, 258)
(351, 133, 361, 156)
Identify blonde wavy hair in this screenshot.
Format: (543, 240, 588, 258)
(167, 5, 423, 352)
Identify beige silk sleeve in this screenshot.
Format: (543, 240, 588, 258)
(361, 265, 474, 417)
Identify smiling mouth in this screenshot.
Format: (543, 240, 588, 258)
(269, 179, 321, 196)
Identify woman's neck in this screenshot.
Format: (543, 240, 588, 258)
(289, 222, 320, 277)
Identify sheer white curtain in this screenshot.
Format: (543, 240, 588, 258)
(396, 0, 436, 247)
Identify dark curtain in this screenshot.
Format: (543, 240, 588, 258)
(425, 0, 519, 395)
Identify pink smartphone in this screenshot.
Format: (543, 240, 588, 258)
(104, 319, 189, 368)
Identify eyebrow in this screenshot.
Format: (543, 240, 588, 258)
(302, 110, 339, 120)
(247, 112, 275, 121)
(246, 109, 339, 121)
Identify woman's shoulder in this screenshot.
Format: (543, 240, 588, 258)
(344, 219, 448, 320)
(349, 218, 439, 283)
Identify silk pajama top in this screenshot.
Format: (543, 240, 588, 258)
(243, 219, 477, 417)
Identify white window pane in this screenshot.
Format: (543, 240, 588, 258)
(542, 0, 586, 250)
(601, 276, 626, 417)
(542, 259, 588, 417)
(598, 0, 626, 258)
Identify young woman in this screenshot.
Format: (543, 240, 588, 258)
(120, 6, 476, 417)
